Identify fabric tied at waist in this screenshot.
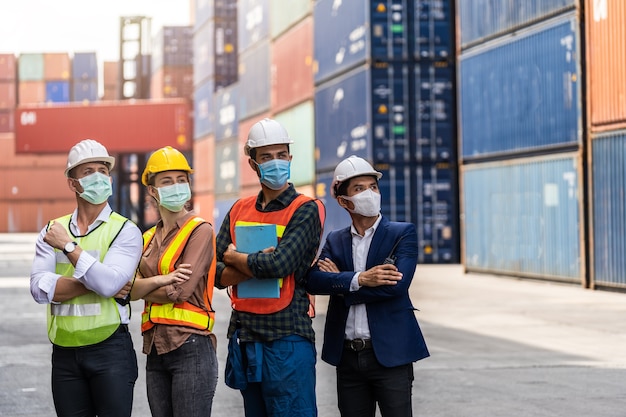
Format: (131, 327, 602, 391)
(50, 303, 101, 317)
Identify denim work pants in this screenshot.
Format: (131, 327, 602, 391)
(51, 325, 138, 417)
(240, 335, 317, 417)
(146, 333, 218, 417)
(337, 347, 414, 417)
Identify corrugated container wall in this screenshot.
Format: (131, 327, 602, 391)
(194, 78, 214, 139)
(274, 101, 315, 186)
(214, 137, 240, 196)
(0, 54, 16, 80)
(270, 0, 310, 39)
(193, 20, 214, 86)
(214, 83, 238, 141)
(590, 131, 626, 289)
(215, 1, 238, 89)
(459, 15, 581, 160)
(238, 0, 269, 54)
(0, 54, 16, 133)
(457, 0, 576, 49)
(238, 40, 270, 119)
(18, 53, 44, 81)
(152, 26, 194, 72)
(43, 53, 71, 80)
(72, 52, 97, 80)
(585, 0, 626, 130)
(462, 154, 583, 283)
(414, 0, 455, 60)
(102, 61, 119, 100)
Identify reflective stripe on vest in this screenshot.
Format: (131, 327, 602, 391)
(228, 194, 324, 314)
(141, 216, 216, 332)
(48, 212, 128, 347)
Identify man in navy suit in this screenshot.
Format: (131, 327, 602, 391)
(306, 156, 429, 417)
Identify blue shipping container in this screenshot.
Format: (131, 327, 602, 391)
(591, 131, 626, 288)
(193, 20, 214, 87)
(458, 0, 575, 49)
(214, 137, 240, 196)
(462, 153, 582, 282)
(194, 78, 214, 139)
(414, 0, 454, 60)
(313, 0, 412, 84)
(213, 197, 238, 234)
(238, 40, 270, 119)
(72, 52, 98, 80)
(214, 83, 239, 141)
(152, 26, 194, 71)
(315, 170, 353, 247)
(459, 15, 581, 159)
(72, 80, 98, 102)
(45, 81, 70, 103)
(238, 0, 269, 54)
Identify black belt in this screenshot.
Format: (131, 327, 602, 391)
(344, 338, 372, 352)
(115, 324, 129, 334)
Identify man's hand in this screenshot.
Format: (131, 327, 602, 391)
(44, 221, 72, 251)
(358, 264, 402, 287)
(114, 280, 133, 299)
(317, 258, 339, 273)
(160, 264, 192, 286)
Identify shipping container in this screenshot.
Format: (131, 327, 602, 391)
(590, 130, 626, 288)
(458, 0, 576, 49)
(0, 135, 66, 167)
(43, 53, 71, 80)
(238, 0, 269, 53)
(315, 170, 352, 245)
(0, 81, 16, 109)
(193, 191, 216, 226)
(150, 66, 194, 99)
(152, 26, 194, 72)
(585, 0, 626, 130)
(192, 134, 216, 194)
(0, 110, 14, 133)
(102, 61, 119, 100)
(239, 112, 271, 189)
(15, 99, 192, 153)
(193, 20, 214, 86)
(270, 0, 310, 39)
(459, 14, 581, 160)
(271, 16, 314, 114)
(214, 12, 238, 89)
(72, 52, 98, 80)
(194, 0, 214, 31)
(72, 80, 98, 102)
(194, 78, 215, 139)
(18, 81, 46, 104)
(238, 40, 270, 119)
(462, 153, 583, 283)
(18, 53, 44, 81)
(0, 54, 16, 81)
(45, 81, 70, 103)
(215, 0, 237, 20)
(274, 100, 315, 186)
(313, 0, 412, 85)
(414, 0, 455, 60)
(0, 166, 70, 200)
(214, 83, 238, 141)
(0, 200, 75, 233)
(213, 196, 239, 235)
(214, 137, 240, 195)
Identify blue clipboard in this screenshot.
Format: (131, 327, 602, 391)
(234, 224, 280, 298)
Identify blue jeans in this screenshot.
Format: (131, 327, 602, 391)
(51, 324, 138, 417)
(337, 347, 414, 417)
(241, 335, 317, 417)
(146, 333, 218, 417)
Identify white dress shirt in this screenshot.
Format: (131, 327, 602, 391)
(30, 204, 143, 324)
(344, 215, 382, 340)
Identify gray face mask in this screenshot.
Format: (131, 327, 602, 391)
(342, 189, 381, 217)
(78, 172, 112, 205)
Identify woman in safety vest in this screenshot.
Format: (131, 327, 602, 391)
(130, 146, 218, 417)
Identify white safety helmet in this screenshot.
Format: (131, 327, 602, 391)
(331, 155, 382, 198)
(244, 118, 294, 156)
(64, 139, 115, 177)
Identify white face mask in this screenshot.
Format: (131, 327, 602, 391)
(341, 189, 381, 217)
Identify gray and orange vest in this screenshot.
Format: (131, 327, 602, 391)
(49, 212, 128, 347)
(141, 216, 216, 333)
(228, 194, 324, 314)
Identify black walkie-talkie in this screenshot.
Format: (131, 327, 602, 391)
(383, 236, 404, 265)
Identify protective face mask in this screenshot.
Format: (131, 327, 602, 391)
(157, 183, 191, 212)
(342, 189, 381, 217)
(257, 159, 290, 190)
(78, 172, 112, 205)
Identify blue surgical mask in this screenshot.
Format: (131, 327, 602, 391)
(77, 172, 112, 205)
(156, 183, 191, 212)
(256, 159, 290, 190)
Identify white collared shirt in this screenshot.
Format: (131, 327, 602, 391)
(344, 215, 382, 340)
(30, 204, 143, 323)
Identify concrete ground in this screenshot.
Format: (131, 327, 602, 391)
(1, 233, 625, 416)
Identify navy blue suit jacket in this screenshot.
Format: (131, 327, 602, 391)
(306, 216, 429, 367)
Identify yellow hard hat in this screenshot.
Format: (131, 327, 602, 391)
(142, 146, 194, 186)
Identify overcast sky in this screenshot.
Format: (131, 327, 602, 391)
(0, 0, 191, 61)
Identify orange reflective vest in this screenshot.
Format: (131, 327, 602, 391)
(141, 216, 216, 333)
(228, 194, 324, 314)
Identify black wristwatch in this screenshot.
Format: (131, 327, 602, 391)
(62, 241, 79, 255)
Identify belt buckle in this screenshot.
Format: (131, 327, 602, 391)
(350, 338, 366, 352)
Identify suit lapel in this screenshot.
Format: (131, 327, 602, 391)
(339, 227, 354, 270)
(367, 216, 390, 269)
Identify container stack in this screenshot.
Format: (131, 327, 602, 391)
(151, 26, 194, 100)
(71, 52, 98, 102)
(0, 54, 16, 133)
(312, 0, 458, 263)
(457, 2, 584, 283)
(43, 53, 71, 103)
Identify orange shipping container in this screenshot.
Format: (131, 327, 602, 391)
(0, 110, 13, 133)
(271, 17, 314, 113)
(0, 81, 16, 109)
(18, 81, 46, 104)
(0, 166, 70, 200)
(0, 200, 75, 233)
(150, 66, 194, 99)
(192, 191, 215, 226)
(193, 135, 216, 194)
(586, 0, 626, 130)
(15, 99, 192, 153)
(1, 135, 66, 167)
(44, 53, 71, 80)
(0, 54, 16, 81)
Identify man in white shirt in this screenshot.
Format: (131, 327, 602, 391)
(30, 139, 142, 417)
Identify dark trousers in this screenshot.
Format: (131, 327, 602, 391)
(337, 347, 414, 417)
(51, 325, 138, 417)
(146, 333, 218, 417)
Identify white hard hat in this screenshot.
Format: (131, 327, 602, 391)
(331, 155, 382, 198)
(244, 118, 294, 156)
(65, 139, 115, 177)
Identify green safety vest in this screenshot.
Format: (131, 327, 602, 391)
(47, 212, 128, 347)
